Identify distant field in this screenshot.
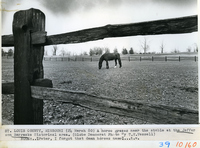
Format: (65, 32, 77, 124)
(42, 60, 198, 109)
(2, 56, 198, 124)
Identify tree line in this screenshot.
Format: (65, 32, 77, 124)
(2, 49, 14, 57)
(4, 38, 197, 57)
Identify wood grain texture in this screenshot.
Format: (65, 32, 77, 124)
(2, 15, 197, 47)
(13, 8, 45, 124)
(2, 35, 14, 47)
(31, 86, 198, 124)
(2, 82, 14, 94)
(2, 79, 53, 94)
(46, 15, 197, 45)
(2, 81, 198, 123)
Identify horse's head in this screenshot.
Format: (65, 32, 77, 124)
(98, 61, 102, 69)
(98, 55, 104, 69)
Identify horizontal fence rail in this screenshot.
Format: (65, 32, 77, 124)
(43, 56, 198, 62)
(2, 15, 197, 47)
(2, 83, 198, 124)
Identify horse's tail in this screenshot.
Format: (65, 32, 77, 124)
(117, 53, 122, 68)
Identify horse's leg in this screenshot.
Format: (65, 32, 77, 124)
(118, 58, 122, 68)
(106, 60, 109, 69)
(114, 59, 117, 68)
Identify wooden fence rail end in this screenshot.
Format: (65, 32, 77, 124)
(31, 86, 198, 124)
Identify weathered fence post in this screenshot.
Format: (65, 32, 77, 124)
(13, 8, 45, 124)
(165, 56, 167, 62)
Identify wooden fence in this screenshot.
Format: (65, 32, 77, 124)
(43, 55, 198, 62)
(2, 8, 198, 124)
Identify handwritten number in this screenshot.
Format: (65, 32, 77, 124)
(176, 142, 197, 148)
(187, 142, 191, 148)
(193, 142, 197, 147)
(159, 141, 170, 148)
(165, 141, 170, 148)
(179, 142, 183, 147)
(159, 142, 164, 147)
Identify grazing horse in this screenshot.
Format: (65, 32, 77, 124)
(98, 53, 122, 69)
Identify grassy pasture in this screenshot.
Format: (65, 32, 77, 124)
(1, 57, 198, 124)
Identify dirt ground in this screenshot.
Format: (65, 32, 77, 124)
(1, 58, 198, 124)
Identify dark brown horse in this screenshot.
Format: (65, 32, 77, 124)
(98, 53, 122, 69)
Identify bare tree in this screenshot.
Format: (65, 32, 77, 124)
(2, 49, 5, 56)
(89, 48, 94, 56)
(113, 48, 118, 53)
(140, 38, 150, 54)
(83, 51, 88, 55)
(194, 43, 198, 52)
(64, 50, 71, 56)
(52, 45, 58, 56)
(104, 47, 110, 53)
(171, 48, 179, 53)
(160, 41, 165, 54)
(60, 48, 66, 56)
(187, 46, 191, 52)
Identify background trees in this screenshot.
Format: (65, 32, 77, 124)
(160, 41, 165, 54)
(129, 47, 134, 54)
(8, 49, 14, 56)
(122, 48, 128, 55)
(113, 48, 118, 53)
(89, 47, 103, 56)
(52, 45, 58, 56)
(2, 49, 5, 56)
(140, 38, 150, 54)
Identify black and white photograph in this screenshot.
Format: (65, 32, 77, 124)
(1, 0, 198, 127)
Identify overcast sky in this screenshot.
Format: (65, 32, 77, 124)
(1, 0, 198, 55)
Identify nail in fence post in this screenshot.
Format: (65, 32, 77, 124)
(13, 8, 45, 124)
